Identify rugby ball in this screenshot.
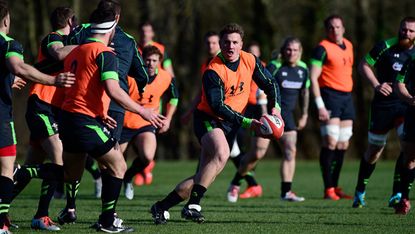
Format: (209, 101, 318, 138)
(259, 114, 284, 140)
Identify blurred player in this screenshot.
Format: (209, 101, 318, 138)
(121, 46, 178, 200)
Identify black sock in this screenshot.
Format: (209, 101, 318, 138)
(85, 156, 101, 180)
(65, 181, 80, 209)
(0, 176, 13, 227)
(355, 157, 376, 193)
(392, 152, 405, 194)
(400, 167, 415, 200)
(319, 147, 335, 189)
(187, 184, 207, 205)
(157, 190, 184, 211)
(245, 172, 258, 187)
(230, 153, 242, 169)
(281, 182, 292, 197)
(231, 172, 244, 186)
(12, 165, 40, 200)
(124, 157, 150, 183)
(99, 170, 122, 227)
(332, 149, 345, 187)
(34, 164, 63, 218)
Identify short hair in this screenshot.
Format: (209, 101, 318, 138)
(280, 37, 302, 53)
(142, 45, 163, 61)
(219, 23, 244, 40)
(97, 0, 121, 15)
(324, 14, 344, 29)
(139, 21, 153, 30)
(0, 0, 9, 22)
(89, 8, 116, 24)
(204, 31, 219, 41)
(400, 16, 415, 26)
(50, 7, 75, 31)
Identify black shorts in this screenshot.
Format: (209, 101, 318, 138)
(402, 107, 415, 142)
(58, 110, 116, 158)
(0, 120, 16, 148)
(244, 104, 263, 120)
(193, 110, 240, 149)
(25, 95, 59, 141)
(119, 125, 156, 144)
(321, 87, 355, 120)
(368, 102, 406, 134)
(281, 109, 296, 131)
(107, 110, 125, 141)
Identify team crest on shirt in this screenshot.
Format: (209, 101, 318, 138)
(103, 126, 110, 136)
(297, 70, 304, 79)
(392, 62, 403, 71)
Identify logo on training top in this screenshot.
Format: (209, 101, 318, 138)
(392, 62, 403, 71)
(281, 80, 303, 89)
(394, 53, 400, 58)
(297, 70, 304, 79)
(229, 82, 245, 95)
(103, 126, 110, 135)
(282, 72, 288, 76)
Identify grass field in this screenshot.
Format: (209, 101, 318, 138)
(10, 159, 415, 233)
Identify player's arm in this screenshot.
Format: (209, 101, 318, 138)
(252, 56, 281, 115)
(310, 45, 329, 121)
(5, 41, 74, 87)
(358, 41, 392, 96)
(98, 51, 165, 128)
(47, 43, 77, 61)
(298, 73, 310, 130)
(128, 39, 149, 93)
(395, 62, 415, 105)
(159, 77, 179, 133)
(266, 59, 280, 77)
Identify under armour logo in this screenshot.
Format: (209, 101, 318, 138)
(394, 54, 400, 58)
(229, 82, 245, 95)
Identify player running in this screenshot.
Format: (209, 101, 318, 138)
(352, 17, 415, 208)
(0, 2, 74, 233)
(150, 23, 281, 224)
(58, 6, 164, 232)
(310, 15, 354, 200)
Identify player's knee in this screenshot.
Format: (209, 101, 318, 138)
(321, 125, 339, 148)
(284, 147, 296, 161)
(368, 132, 387, 146)
(339, 126, 353, 142)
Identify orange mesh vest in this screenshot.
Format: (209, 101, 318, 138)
(61, 42, 114, 118)
(123, 68, 172, 129)
(197, 51, 256, 116)
(318, 39, 354, 92)
(247, 60, 266, 105)
(29, 32, 65, 107)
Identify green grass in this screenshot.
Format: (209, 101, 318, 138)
(10, 160, 415, 233)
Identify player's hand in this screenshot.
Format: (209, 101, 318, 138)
(158, 118, 171, 134)
(250, 119, 267, 138)
(318, 107, 330, 122)
(12, 77, 26, 89)
(297, 114, 308, 130)
(103, 115, 117, 129)
(55, 72, 75, 87)
(141, 108, 166, 128)
(375, 82, 393, 96)
(271, 107, 281, 116)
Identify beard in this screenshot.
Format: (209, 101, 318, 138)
(398, 38, 414, 49)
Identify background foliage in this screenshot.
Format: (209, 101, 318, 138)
(9, 0, 415, 160)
